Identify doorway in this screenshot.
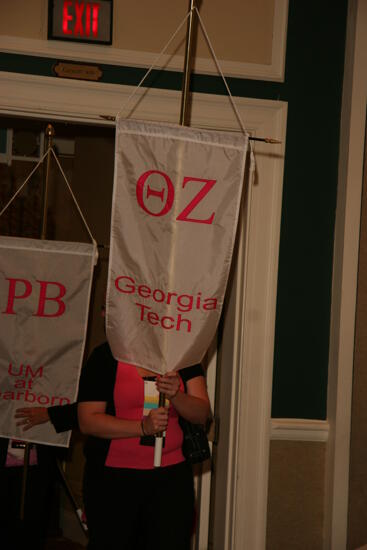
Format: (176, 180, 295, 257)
(0, 78, 286, 547)
(0, 115, 115, 547)
(0, 114, 219, 549)
(0, 112, 222, 548)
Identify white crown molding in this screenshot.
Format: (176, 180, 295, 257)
(0, 0, 288, 82)
(0, 70, 286, 136)
(0, 71, 179, 124)
(271, 419, 329, 442)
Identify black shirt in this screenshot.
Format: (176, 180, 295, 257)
(78, 341, 204, 470)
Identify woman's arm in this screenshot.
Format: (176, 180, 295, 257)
(157, 372, 211, 425)
(15, 406, 51, 431)
(15, 403, 78, 433)
(78, 401, 168, 439)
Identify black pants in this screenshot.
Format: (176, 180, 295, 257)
(83, 461, 195, 550)
(0, 444, 66, 549)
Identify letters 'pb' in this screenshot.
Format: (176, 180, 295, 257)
(2, 278, 66, 317)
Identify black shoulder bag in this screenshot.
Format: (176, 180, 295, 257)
(179, 417, 211, 464)
(179, 375, 211, 464)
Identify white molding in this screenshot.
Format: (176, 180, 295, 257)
(0, 1, 288, 82)
(326, 1, 367, 549)
(228, 102, 287, 550)
(0, 73, 287, 550)
(271, 419, 329, 442)
(0, 70, 286, 136)
(0, 71, 181, 124)
(268, 0, 289, 81)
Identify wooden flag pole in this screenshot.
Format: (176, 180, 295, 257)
(179, 0, 197, 126)
(41, 124, 55, 239)
(154, 0, 198, 468)
(19, 443, 30, 521)
(154, 392, 167, 467)
(19, 124, 55, 519)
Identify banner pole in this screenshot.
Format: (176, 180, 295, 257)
(179, 0, 197, 126)
(154, 392, 167, 468)
(154, 0, 198, 468)
(41, 124, 55, 239)
(19, 443, 30, 520)
(19, 124, 55, 520)
(56, 459, 88, 534)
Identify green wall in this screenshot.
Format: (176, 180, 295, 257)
(272, 1, 348, 419)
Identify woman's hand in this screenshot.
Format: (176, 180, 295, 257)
(143, 407, 169, 436)
(156, 370, 211, 425)
(15, 407, 50, 431)
(156, 371, 180, 400)
(78, 401, 167, 439)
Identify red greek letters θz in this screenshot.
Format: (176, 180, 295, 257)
(136, 170, 216, 224)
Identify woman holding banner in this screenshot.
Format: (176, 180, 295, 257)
(77, 340, 210, 550)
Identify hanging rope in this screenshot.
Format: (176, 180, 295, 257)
(112, 5, 264, 173)
(194, 7, 248, 136)
(114, 6, 250, 134)
(0, 147, 97, 247)
(0, 148, 49, 219)
(50, 148, 96, 246)
(116, 9, 191, 120)
(193, 6, 256, 172)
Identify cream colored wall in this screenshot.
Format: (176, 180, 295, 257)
(0, 0, 47, 40)
(0, 0, 275, 66)
(267, 441, 327, 550)
(197, 0, 275, 64)
(114, 0, 275, 65)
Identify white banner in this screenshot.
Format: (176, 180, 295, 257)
(0, 236, 96, 447)
(106, 118, 249, 374)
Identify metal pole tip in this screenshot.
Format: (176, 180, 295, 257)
(45, 124, 55, 138)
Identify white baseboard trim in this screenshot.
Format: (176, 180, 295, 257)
(271, 419, 329, 442)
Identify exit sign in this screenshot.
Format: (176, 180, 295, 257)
(48, 0, 113, 45)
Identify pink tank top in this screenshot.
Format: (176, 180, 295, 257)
(105, 361, 185, 469)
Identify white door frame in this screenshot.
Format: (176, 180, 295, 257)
(326, 0, 367, 548)
(0, 69, 287, 549)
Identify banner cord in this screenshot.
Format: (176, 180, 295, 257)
(50, 148, 96, 246)
(0, 148, 49, 219)
(115, 7, 251, 135)
(0, 146, 97, 249)
(113, 6, 256, 171)
(116, 10, 191, 120)
(194, 7, 248, 136)
(193, 7, 256, 172)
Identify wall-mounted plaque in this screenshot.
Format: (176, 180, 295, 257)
(54, 62, 103, 81)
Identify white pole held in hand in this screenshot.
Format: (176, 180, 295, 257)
(154, 392, 166, 467)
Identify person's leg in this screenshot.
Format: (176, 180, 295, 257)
(0, 467, 20, 548)
(23, 465, 51, 548)
(146, 461, 195, 550)
(27, 446, 60, 548)
(83, 466, 146, 550)
(0, 464, 49, 549)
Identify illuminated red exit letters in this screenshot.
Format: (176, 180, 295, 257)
(62, 1, 100, 37)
